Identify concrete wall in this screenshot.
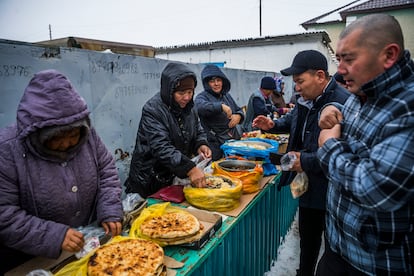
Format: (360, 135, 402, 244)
(0, 40, 274, 183)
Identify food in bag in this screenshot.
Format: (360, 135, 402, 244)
(212, 159, 263, 194)
(290, 172, 308, 198)
(183, 175, 243, 211)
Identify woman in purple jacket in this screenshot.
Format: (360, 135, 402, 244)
(0, 70, 123, 273)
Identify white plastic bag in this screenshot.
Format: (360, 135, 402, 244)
(172, 155, 212, 185)
(290, 172, 308, 198)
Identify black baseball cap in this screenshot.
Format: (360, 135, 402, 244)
(281, 50, 328, 76)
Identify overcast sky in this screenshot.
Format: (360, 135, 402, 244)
(0, 0, 352, 47)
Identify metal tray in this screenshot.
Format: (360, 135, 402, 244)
(217, 160, 257, 172)
(226, 140, 273, 150)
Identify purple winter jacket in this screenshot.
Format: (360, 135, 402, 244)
(0, 70, 123, 259)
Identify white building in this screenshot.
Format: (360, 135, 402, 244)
(155, 31, 337, 99)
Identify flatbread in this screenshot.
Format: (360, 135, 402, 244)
(87, 238, 164, 276)
(155, 224, 205, 245)
(140, 211, 200, 239)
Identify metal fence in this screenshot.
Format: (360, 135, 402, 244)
(191, 177, 298, 276)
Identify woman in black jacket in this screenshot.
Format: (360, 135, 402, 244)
(125, 62, 212, 198)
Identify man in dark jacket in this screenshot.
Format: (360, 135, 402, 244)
(253, 50, 350, 276)
(125, 62, 212, 198)
(195, 65, 244, 161)
(242, 76, 278, 132)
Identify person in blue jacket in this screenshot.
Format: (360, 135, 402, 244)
(243, 76, 278, 132)
(253, 50, 350, 276)
(195, 64, 244, 161)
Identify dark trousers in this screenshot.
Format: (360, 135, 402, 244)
(316, 240, 369, 276)
(298, 206, 325, 276)
(317, 237, 413, 276)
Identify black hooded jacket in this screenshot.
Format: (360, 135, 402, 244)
(125, 63, 209, 198)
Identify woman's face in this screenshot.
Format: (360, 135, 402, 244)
(173, 89, 194, 108)
(208, 77, 223, 94)
(45, 127, 81, 151)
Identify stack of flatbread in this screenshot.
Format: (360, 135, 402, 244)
(140, 210, 204, 245)
(87, 238, 166, 276)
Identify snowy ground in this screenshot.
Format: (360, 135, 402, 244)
(265, 212, 300, 276)
(265, 211, 324, 276)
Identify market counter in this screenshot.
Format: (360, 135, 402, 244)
(7, 173, 297, 276)
(163, 173, 298, 276)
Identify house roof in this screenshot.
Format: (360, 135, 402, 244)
(156, 32, 331, 53)
(35, 36, 156, 57)
(301, 0, 414, 29)
(341, 0, 414, 17)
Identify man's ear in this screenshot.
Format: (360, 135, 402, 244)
(383, 43, 401, 69)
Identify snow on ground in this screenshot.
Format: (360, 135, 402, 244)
(265, 211, 325, 276)
(265, 212, 300, 276)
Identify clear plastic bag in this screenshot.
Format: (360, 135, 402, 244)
(74, 226, 106, 259)
(172, 155, 212, 185)
(26, 270, 53, 276)
(290, 172, 308, 198)
(280, 152, 297, 171)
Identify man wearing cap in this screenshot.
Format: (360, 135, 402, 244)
(253, 50, 350, 276)
(242, 76, 278, 132)
(125, 62, 212, 198)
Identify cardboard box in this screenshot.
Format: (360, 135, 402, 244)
(177, 208, 222, 250)
(278, 142, 288, 153)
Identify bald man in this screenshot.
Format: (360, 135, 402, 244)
(316, 14, 414, 275)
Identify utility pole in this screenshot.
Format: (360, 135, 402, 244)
(49, 24, 52, 40)
(259, 0, 262, 36)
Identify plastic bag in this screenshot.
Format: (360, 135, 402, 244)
(26, 270, 52, 276)
(173, 155, 212, 185)
(122, 193, 145, 212)
(122, 194, 147, 231)
(212, 157, 263, 194)
(290, 172, 308, 198)
(280, 152, 297, 171)
(54, 236, 134, 276)
(221, 138, 279, 176)
(74, 226, 106, 259)
(129, 202, 191, 246)
(183, 176, 243, 211)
